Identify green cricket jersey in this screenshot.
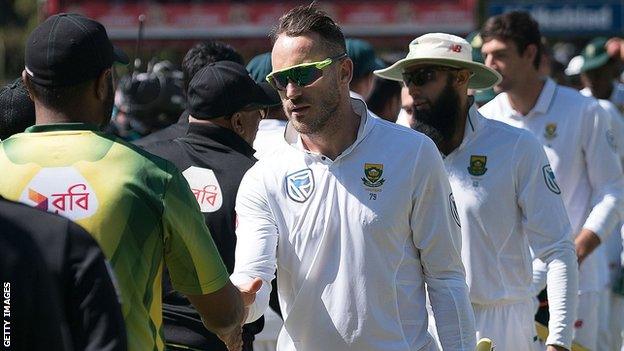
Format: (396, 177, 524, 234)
(0, 123, 230, 351)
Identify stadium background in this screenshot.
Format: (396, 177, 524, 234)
(2, 0, 624, 85)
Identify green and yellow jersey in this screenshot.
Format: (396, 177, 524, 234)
(0, 123, 229, 351)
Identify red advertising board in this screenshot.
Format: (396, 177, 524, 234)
(51, 1, 477, 39)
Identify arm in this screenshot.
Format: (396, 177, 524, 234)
(230, 164, 278, 324)
(515, 133, 578, 350)
(162, 169, 243, 335)
(577, 101, 624, 262)
(412, 138, 476, 351)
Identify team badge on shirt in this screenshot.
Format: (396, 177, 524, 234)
(542, 164, 561, 194)
(362, 163, 385, 188)
(182, 166, 223, 213)
(467, 155, 488, 176)
(18, 167, 99, 221)
(544, 123, 558, 140)
(286, 168, 315, 203)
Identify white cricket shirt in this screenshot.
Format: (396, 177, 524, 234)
(232, 98, 476, 351)
(253, 119, 288, 160)
(480, 78, 624, 292)
(444, 105, 578, 348)
(579, 92, 624, 289)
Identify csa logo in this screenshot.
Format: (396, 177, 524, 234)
(286, 168, 314, 203)
(542, 164, 561, 194)
(362, 163, 385, 188)
(182, 166, 223, 213)
(544, 123, 558, 140)
(19, 167, 98, 221)
(467, 155, 487, 176)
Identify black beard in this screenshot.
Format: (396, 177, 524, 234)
(412, 77, 461, 148)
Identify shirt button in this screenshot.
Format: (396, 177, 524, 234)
(321, 156, 326, 160)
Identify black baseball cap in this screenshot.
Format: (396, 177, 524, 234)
(25, 13, 129, 87)
(188, 61, 281, 120)
(0, 78, 36, 140)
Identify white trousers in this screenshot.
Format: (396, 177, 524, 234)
(597, 289, 611, 351)
(574, 291, 599, 350)
(472, 299, 539, 351)
(610, 292, 624, 351)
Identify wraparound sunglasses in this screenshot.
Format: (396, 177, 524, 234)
(266, 53, 348, 91)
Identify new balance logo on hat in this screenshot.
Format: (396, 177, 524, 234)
(374, 33, 501, 90)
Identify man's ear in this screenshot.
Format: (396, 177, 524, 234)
(230, 112, 245, 135)
(21, 71, 34, 99)
(94, 69, 111, 101)
(523, 43, 538, 64)
(455, 69, 472, 86)
(340, 58, 354, 85)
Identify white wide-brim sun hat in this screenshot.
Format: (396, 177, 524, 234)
(374, 33, 502, 90)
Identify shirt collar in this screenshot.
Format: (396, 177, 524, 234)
(25, 123, 100, 133)
(498, 78, 557, 118)
(464, 102, 483, 139)
(185, 122, 256, 158)
(284, 97, 374, 159)
(258, 119, 287, 132)
(349, 90, 366, 101)
(531, 78, 557, 115)
(449, 100, 484, 154)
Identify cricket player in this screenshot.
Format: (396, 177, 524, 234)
(375, 32, 578, 351)
(231, 4, 476, 351)
(578, 37, 624, 350)
(479, 12, 624, 350)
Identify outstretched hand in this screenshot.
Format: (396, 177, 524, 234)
(219, 278, 263, 351)
(238, 277, 263, 322)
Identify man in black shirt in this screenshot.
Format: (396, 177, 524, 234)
(134, 40, 245, 146)
(0, 198, 126, 350)
(143, 61, 279, 351)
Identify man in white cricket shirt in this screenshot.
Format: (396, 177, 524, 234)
(230, 4, 476, 351)
(479, 11, 624, 350)
(578, 37, 624, 351)
(375, 32, 578, 351)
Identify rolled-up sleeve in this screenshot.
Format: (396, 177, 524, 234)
(230, 164, 278, 323)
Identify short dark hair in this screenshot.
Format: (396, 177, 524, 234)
(366, 77, 401, 117)
(271, 3, 346, 56)
(481, 11, 542, 69)
(24, 75, 94, 113)
(182, 40, 245, 92)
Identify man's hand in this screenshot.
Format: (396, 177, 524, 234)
(606, 37, 624, 61)
(237, 278, 263, 322)
(574, 228, 601, 265)
(215, 278, 263, 351)
(546, 345, 568, 351)
(218, 327, 243, 351)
